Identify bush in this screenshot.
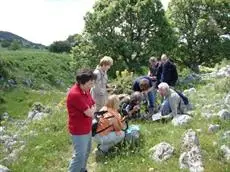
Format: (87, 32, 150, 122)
(49, 41, 71, 53)
(1, 40, 11, 48)
(8, 40, 21, 50)
(214, 77, 230, 93)
(111, 69, 134, 94)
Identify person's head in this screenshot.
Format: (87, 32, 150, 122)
(139, 78, 150, 91)
(76, 68, 97, 90)
(149, 56, 157, 65)
(105, 94, 120, 110)
(161, 54, 168, 64)
(158, 82, 169, 97)
(99, 56, 113, 72)
(130, 91, 142, 105)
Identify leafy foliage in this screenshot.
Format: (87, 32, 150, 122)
(73, 0, 176, 74)
(0, 49, 74, 89)
(1, 40, 11, 48)
(49, 41, 71, 53)
(72, 34, 100, 70)
(0, 55, 14, 78)
(111, 69, 134, 94)
(214, 77, 230, 93)
(8, 40, 21, 50)
(168, 0, 230, 71)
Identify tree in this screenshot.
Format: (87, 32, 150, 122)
(1, 40, 11, 48)
(168, 0, 230, 72)
(72, 33, 100, 70)
(8, 40, 21, 50)
(49, 41, 71, 53)
(82, 0, 175, 71)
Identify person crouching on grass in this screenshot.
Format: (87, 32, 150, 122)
(93, 95, 126, 154)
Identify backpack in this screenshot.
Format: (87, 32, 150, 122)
(124, 124, 141, 147)
(92, 111, 113, 137)
(92, 110, 129, 137)
(175, 90, 189, 105)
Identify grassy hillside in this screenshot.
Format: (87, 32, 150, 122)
(2, 75, 229, 172)
(0, 49, 74, 90)
(0, 31, 46, 49)
(0, 50, 229, 171)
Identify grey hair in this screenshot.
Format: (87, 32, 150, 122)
(158, 82, 169, 90)
(161, 54, 168, 61)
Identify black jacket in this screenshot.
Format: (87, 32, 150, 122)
(160, 60, 178, 86)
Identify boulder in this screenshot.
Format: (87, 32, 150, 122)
(217, 109, 230, 120)
(0, 164, 10, 172)
(179, 146, 204, 172)
(172, 115, 192, 126)
(208, 124, 220, 133)
(149, 142, 174, 162)
(220, 145, 230, 161)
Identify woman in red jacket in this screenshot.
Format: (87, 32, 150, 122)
(66, 68, 96, 172)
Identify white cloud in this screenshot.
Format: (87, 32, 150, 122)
(0, 0, 170, 46)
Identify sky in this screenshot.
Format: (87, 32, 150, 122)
(0, 0, 170, 46)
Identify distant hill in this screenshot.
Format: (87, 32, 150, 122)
(0, 31, 46, 49)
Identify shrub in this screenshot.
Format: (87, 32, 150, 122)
(111, 69, 134, 94)
(8, 40, 21, 50)
(1, 40, 11, 48)
(214, 77, 230, 93)
(49, 41, 71, 53)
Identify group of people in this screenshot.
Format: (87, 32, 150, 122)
(66, 54, 190, 172)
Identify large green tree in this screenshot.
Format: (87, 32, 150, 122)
(49, 41, 71, 53)
(81, 0, 175, 71)
(168, 0, 230, 71)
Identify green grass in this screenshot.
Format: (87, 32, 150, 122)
(0, 49, 74, 89)
(9, 109, 71, 172)
(0, 87, 65, 119)
(1, 53, 230, 171)
(3, 75, 230, 171)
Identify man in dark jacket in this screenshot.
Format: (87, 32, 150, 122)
(148, 56, 162, 88)
(132, 76, 155, 117)
(160, 54, 178, 87)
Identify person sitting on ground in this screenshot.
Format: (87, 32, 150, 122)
(120, 91, 143, 119)
(159, 54, 178, 87)
(158, 82, 187, 118)
(148, 56, 161, 85)
(93, 95, 125, 154)
(132, 76, 156, 117)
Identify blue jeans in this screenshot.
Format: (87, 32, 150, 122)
(147, 90, 156, 108)
(68, 132, 92, 172)
(160, 99, 171, 116)
(93, 131, 125, 152)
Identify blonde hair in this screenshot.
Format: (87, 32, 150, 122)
(99, 56, 113, 66)
(149, 56, 157, 63)
(105, 94, 120, 110)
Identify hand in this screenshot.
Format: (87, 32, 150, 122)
(150, 76, 156, 80)
(90, 105, 96, 114)
(133, 105, 140, 112)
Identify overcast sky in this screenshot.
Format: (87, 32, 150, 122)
(0, 0, 170, 46)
